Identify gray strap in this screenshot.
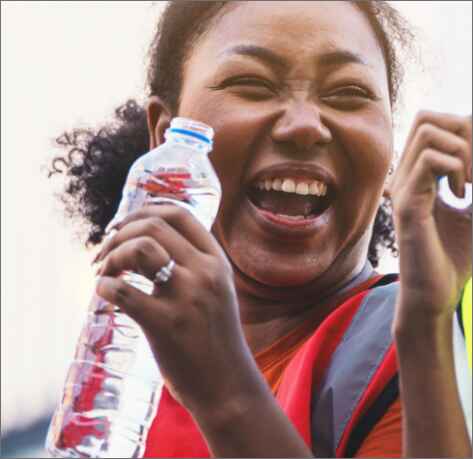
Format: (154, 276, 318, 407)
(312, 282, 398, 457)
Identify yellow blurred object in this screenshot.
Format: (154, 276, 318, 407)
(462, 278, 472, 371)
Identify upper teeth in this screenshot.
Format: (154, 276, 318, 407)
(256, 178, 327, 196)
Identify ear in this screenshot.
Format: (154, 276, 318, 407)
(382, 185, 391, 200)
(146, 96, 173, 149)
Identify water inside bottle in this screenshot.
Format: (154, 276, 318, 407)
(47, 140, 221, 457)
(138, 166, 221, 230)
(47, 288, 163, 458)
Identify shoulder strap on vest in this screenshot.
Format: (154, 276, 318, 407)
(343, 373, 399, 456)
(312, 281, 399, 457)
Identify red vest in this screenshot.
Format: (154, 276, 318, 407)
(144, 277, 400, 458)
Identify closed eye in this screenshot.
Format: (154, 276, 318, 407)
(209, 75, 277, 100)
(321, 85, 380, 110)
(326, 85, 374, 98)
(223, 75, 275, 88)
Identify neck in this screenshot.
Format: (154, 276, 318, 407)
(236, 260, 375, 354)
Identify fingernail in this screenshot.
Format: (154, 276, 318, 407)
(91, 252, 101, 266)
(95, 276, 113, 296)
(93, 252, 104, 265)
(95, 262, 103, 277)
(104, 221, 116, 235)
(105, 220, 122, 235)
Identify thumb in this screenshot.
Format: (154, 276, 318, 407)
(95, 276, 161, 326)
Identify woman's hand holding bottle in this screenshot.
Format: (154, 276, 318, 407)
(95, 204, 260, 419)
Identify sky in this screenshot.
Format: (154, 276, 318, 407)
(1, 0, 472, 440)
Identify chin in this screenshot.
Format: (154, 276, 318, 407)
(236, 255, 330, 288)
(213, 225, 335, 288)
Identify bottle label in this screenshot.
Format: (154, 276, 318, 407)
(136, 166, 207, 206)
(139, 167, 192, 202)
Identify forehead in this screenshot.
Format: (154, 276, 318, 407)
(190, 1, 385, 70)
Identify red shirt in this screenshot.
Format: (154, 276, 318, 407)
(144, 275, 402, 457)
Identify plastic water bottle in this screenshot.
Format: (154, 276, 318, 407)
(46, 118, 221, 458)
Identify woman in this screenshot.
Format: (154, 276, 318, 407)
(50, 1, 472, 457)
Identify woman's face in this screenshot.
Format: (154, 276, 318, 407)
(176, 1, 393, 290)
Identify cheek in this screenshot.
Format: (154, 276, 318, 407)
(341, 112, 393, 184)
(333, 113, 393, 232)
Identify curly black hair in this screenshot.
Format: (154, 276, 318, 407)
(49, 1, 414, 266)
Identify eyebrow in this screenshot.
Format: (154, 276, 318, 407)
(221, 45, 368, 71)
(318, 50, 368, 68)
(222, 45, 289, 72)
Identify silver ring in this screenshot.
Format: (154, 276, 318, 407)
(154, 259, 176, 284)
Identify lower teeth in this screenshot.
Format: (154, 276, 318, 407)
(277, 213, 312, 220)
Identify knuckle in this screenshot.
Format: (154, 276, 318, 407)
(421, 147, 437, 161)
(451, 156, 464, 171)
(145, 218, 167, 236)
(421, 148, 462, 172)
(113, 281, 131, 305)
(169, 205, 193, 224)
(200, 262, 226, 292)
(133, 237, 156, 261)
(419, 148, 440, 169)
(455, 136, 469, 151)
(414, 110, 432, 126)
(416, 123, 435, 143)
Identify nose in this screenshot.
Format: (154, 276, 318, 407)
(271, 101, 332, 151)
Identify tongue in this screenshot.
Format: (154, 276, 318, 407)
(252, 189, 314, 216)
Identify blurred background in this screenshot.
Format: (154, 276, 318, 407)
(1, 1, 471, 457)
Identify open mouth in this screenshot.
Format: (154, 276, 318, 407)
(247, 177, 334, 221)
